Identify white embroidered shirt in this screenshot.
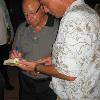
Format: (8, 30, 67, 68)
(51, 0, 100, 100)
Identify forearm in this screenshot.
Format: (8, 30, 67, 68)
(35, 64, 76, 81)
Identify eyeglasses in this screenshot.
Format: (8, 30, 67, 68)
(25, 5, 41, 17)
(36, 5, 41, 13)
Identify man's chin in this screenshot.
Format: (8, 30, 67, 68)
(31, 24, 38, 28)
(56, 16, 62, 18)
(51, 13, 62, 18)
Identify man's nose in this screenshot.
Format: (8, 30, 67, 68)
(26, 14, 34, 22)
(26, 15, 31, 24)
(27, 15, 31, 20)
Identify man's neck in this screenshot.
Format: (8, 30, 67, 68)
(34, 14, 48, 32)
(64, 0, 75, 10)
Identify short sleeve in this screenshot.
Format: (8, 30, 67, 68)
(54, 12, 98, 77)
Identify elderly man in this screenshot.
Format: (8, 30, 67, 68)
(15, 0, 100, 100)
(10, 0, 59, 99)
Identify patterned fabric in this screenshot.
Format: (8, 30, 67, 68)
(50, 0, 100, 100)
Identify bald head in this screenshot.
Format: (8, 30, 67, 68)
(22, 0, 40, 14)
(38, 0, 75, 17)
(22, 0, 48, 32)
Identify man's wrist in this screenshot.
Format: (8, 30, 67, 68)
(35, 64, 44, 72)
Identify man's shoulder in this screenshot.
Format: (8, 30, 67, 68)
(0, 5, 4, 14)
(16, 22, 28, 35)
(16, 22, 29, 32)
(68, 3, 97, 18)
(18, 22, 27, 28)
(64, 4, 99, 23)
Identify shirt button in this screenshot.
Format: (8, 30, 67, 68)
(33, 37, 38, 40)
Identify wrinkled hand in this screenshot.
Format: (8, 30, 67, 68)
(37, 56, 52, 65)
(9, 49, 23, 59)
(67, 76, 77, 81)
(16, 60, 38, 72)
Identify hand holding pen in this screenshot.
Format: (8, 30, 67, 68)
(9, 47, 23, 59)
(15, 47, 23, 59)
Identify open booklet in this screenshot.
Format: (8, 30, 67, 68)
(3, 58, 19, 66)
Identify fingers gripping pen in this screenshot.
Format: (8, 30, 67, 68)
(15, 47, 22, 60)
(16, 47, 20, 52)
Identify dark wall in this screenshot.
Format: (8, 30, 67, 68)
(84, 0, 100, 8)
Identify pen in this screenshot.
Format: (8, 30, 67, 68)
(15, 47, 22, 60)
(16, 47, 20, 52)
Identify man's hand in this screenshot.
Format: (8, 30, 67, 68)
(9, 49, 23, 59)
(15, 59, 76, 81)
(16, 60, 38, 72)
(35, 64, 76, 81)
(37, 56, 52, 65)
